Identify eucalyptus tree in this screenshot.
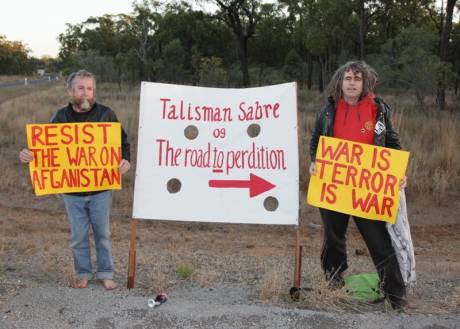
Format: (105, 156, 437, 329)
(202, 0, 262, 87)
(155, 1, 232, 84)
(123, 1, 161, 81)
(436, 0, 457, 110)
(0, 35, 32, 75)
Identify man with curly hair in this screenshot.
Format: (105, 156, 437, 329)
(309, 61, 407, 309)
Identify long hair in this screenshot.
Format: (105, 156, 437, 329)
(326, 61, 377, 102)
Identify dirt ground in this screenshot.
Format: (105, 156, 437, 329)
(1, 186, 459, 316)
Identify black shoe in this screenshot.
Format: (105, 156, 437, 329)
(387, 296, 407, 311)
(289, 287, 313, 300)
(327, 273, 344, 289)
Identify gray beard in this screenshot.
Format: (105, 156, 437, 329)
(79, 99, 91, 111)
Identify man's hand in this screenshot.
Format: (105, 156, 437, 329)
(309, 162, 317, 176)
(19, 149, 33, 163)
(119, 159, 131, 175)
(399, 176, 407, 190)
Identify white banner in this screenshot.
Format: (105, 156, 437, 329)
(133, 82, 299, 225)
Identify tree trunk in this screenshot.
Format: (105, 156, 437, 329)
(436, 0, 456, 111)
(138, 59, 145, 81)
(454, 58, 459, 95)
(307, 54, 313, 90)
(237, 35, 250, 87)
(455, 75, 458, 95)
(117, 67, 122, 92)
(318, 57, 324, 93)
(358, 0, 366, 60)
(213, 0, 257, 88)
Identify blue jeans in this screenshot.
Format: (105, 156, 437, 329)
(63, 191, 114, 280)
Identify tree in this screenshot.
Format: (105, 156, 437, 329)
(354, 0, 381, 60)
(124, 1, 161, 81)
(57, 3, 160, 83)
(283, 49, 304, 84)
(210, 0, 261, 86)
(436, 0, 456, 111)
(156, 2, 232, 84)
(452, 22, 460, 94)
(281, 0, 356, 92)
(250, 3, 290, 68)
(74, 50, 116, 82)
(199, 56, 229, 86)
(158, 38, 189, 83)
(51, 0, 459, 100)
(0, 35, 33, 75)
(375, 25, 442, 108)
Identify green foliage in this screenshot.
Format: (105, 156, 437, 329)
(283, 49, 304, 84)
(50, 0, 460, 109)
(157, 38, 189, 83)
(0, 35, 33, 75)
(74, 50, 116, 82)
(370, 25, 443, 108)
(250, 3, 290, 68)
(199, 57, 228, 87)
(176, 264, 193, 280)
(228, 64, 244, 87)
(249, 65, 284, 86)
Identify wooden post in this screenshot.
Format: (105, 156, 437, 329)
(293, 226, 302, 288)
(127, 219, 139, 289)
(298, 244, 303, 287)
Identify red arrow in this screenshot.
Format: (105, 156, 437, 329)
(208, 173, 276, 198)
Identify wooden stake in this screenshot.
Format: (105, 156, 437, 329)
(297, 244, 303, 287)
(294, 226, 302, 288)
(127, 218, 139, 289)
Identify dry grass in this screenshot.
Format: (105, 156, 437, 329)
(0, 82, 59, 107)
(256, 258, 291, 302)
(0, 85, 459, 314)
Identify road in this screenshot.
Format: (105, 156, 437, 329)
(0, 77, 58, 88)
(1, 283, 458, 329)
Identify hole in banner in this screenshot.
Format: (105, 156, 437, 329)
(263, 196, 278, 211)
(184, 125, 199, 140)
(247, 124, 261, 138)
(167, 178, 181, 193)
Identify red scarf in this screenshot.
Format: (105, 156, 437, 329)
(333, 94, 377, 144)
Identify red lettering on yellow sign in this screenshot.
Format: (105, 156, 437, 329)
(26, 123, 122, 196)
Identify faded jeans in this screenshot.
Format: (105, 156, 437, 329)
(63, 191, 114, 280)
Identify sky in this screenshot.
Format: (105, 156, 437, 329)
(0, 1, 135, 58)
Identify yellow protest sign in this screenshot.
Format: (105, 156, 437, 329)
(307, 136, 409, 224)
(26, 122, 122, 196)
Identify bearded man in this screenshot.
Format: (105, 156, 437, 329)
(19, 70, 130, 290)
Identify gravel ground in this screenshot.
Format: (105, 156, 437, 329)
(1, 282, 458, 329)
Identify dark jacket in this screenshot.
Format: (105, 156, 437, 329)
(51, 102, 130, 161)
(309, 97, 401, 162)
